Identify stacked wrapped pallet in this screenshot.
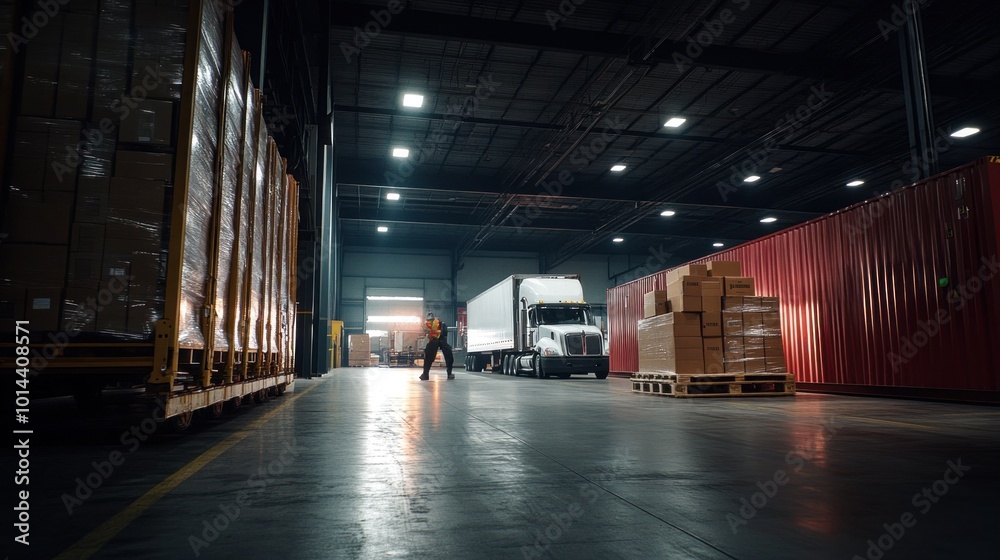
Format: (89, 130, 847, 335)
(0, 0, 298, 419)
(348, 334, 373, 367)
(633, 261, 794, 397)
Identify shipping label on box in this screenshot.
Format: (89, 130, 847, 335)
(723, 312, 743, 337)
(119, 99, 174, 145)
(703, 337, 725, 374)
(668, 295, 701, 313)
(26, 288, 62, 331)
(723, 277, 755, 296)
(707, 261, 742, 277)
(723, 296, 745, 312)
(701, 312, 722, 337)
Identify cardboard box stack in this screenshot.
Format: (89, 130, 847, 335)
(349, 334, 372, 367)
(638, 261, 788, 375)
(1, 2, 185, 337)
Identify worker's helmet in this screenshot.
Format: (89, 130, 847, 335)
(426, 311, 434, 320)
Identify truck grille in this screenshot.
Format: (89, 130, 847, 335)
(566, 334, 603, 356)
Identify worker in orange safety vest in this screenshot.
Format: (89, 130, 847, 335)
(419, 311, 454, 380)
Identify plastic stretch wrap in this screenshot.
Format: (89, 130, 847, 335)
(269, 144, 285, 353)
(211, 40, 246, 352)
(636, 313, 705, 374)
(178, 0, 224, 348)
(281, 174, 293, 361)
(232, 71, 256, 352)
(248, 105, 267, 351)
(261, 143, 274, 354)
(133, 0, 188, 101)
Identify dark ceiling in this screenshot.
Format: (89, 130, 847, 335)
(330, 0, 1000, 268)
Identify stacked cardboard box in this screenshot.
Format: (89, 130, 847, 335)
(638, 261, 787, 375)
(1, 1, 182, 337)
(722, 296, 786, 373)
(349, 334, 372, 366)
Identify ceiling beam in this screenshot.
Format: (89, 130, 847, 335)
(330, 2, 994, 98)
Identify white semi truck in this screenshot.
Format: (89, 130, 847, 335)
(462, 274, 609, 379)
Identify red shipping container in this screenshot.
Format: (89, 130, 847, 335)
(608, 158, 1000, 401)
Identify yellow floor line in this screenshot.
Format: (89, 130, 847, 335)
(54, 383, 318, 560)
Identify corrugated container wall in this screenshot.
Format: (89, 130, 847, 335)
(609, 158, 1000, 397)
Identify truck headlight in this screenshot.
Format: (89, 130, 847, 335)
(542, 347, 562, 356)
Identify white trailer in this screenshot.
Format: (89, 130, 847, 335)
(463, 275, 609, 379)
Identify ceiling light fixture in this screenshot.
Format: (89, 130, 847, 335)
(612, 237, 624, 243)
(660, 210, 676, 217)
(377, 226, 389, 233)
(951, 127, 980, 138)
(610, 164, 626, 172)
(846, 180, 865, 187)
(386, 192, 401, 200)
(663, 117, 686, 128)
(392, 147, 409, 158)
(760, 217, 777, 223)
(402, 93, 424, 108)
(744, 175, 761, 183)
(713, 242, 724, 248)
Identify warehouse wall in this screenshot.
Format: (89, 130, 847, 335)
(341, 249, 620, 329)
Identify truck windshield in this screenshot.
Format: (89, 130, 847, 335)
(537, 306, 590, 325)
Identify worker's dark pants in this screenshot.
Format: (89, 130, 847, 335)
(422, 337, 454, 375)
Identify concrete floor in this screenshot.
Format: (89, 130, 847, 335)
(18, 368, 1000, 560)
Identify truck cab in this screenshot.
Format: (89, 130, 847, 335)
(517, 278, 609, 379)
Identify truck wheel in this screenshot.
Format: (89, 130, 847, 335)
(532, 355, 548, 379)
(502, 355, 510, 375)
(595, 372, 609, 380)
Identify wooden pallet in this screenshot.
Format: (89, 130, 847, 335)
(630, 377, 796, 398)
(634, 372, 794, 384)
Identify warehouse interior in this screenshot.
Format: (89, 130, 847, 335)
(2, 0, 1000, 558)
